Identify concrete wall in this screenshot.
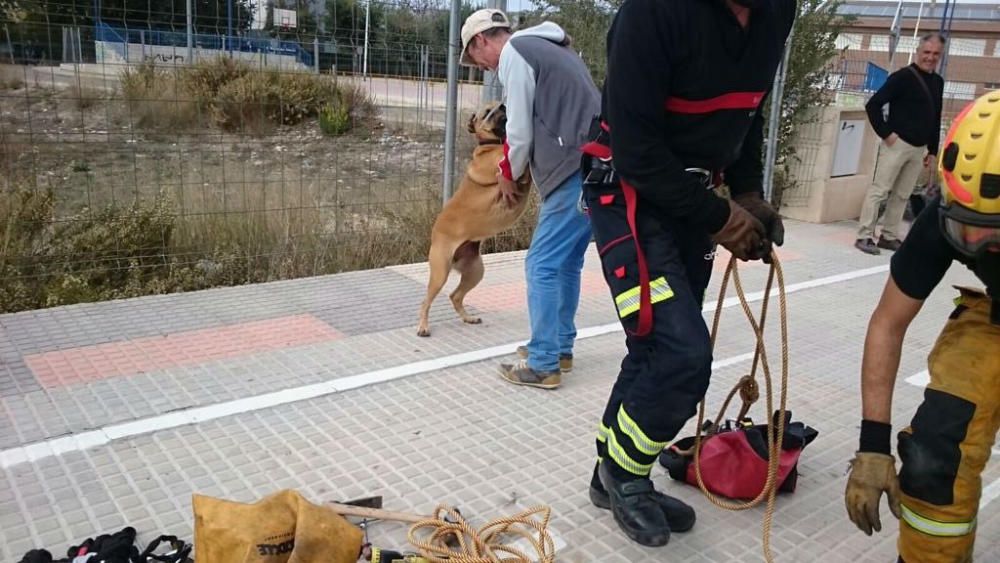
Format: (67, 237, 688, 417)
(95, 41, 306, 71)
(780, 105, 881, 224)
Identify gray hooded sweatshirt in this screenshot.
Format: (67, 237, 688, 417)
(498, 22, 601, 199)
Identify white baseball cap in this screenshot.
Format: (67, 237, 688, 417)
(460, 9, 512, 66)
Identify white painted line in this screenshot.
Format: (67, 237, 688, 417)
(0, 263, 891, 468)
(905, 370, 930, 388)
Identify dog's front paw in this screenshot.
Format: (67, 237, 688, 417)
(463, 316, 482, 325)
(417, 327, 431, 337)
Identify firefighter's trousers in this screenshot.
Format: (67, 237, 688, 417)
(897, 288, 1000, 563)
(584, 179, 716, 478)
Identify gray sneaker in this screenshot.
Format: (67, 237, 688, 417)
(516, 345, 573, 373)
(499, 361, 561, 390)
(854, 238, 881, 255)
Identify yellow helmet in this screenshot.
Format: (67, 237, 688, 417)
(938, 89, 1000, 257)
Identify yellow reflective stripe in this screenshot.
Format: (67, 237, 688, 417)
(605, 428, 654, 476)
(597, 423, 610, 444)
(617, 404, 668, 456)
(614, 276, 674, 318)
(901, 505, 976, 537)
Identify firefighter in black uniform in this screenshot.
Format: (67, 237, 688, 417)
(580, 0, 797, 547)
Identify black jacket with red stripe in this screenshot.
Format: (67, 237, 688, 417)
(601, 0, 796, 233)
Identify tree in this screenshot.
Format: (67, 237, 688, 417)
(769, 0, 855, 205)
(527, 0, 619, 83)
(96, 0, 256, 33)
(324, 0, 385, 44)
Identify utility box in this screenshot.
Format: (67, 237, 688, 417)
(780, 106, 880, 223)
(831, 118, 866, 177)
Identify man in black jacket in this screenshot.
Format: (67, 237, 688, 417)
(580, 0, 794, 547)
(856, 33, 945, 255)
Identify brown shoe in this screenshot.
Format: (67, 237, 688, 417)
(877, 237, 902, 251)
(499, 361, 561, 389)
(516, 345, 573, 373)
(854, 238, 881, 255)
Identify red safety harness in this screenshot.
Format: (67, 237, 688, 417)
(581, 122, 655, 337)
(581, 121, 721, 337)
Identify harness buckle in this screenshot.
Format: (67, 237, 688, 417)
(685, 167, 718, 190)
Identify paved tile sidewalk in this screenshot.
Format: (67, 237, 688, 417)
(1, 219, 997, 562)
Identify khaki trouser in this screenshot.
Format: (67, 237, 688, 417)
(857, 138, 926, 241)
(897, 288, 1000, 563)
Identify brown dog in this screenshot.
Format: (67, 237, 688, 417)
(416, 102, 532, 337)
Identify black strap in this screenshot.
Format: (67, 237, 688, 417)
(138, 536, 191, 563)
(906, 65, 938, 136)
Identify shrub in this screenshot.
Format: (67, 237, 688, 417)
(120, 62, 199, 130)
(319, 101, 351, 137)
(180, 57, 251, 101)
(212, 71, 280, 134)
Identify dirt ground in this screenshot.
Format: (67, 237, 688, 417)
(0, 78, 478, 232)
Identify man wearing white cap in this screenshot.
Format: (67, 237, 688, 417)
(461, 9, 600, 391)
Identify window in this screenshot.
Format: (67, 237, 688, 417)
(944, 81, 977, 100)
(948, 38, 986, 58)
(836, 33, 863, 51)
(868, 35, 889, 52)
(993, 41, 1000, 57)
(896, 36, 920, 54)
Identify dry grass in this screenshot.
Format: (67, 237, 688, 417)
(0, 61, 536, 313)
(0, 175, 537, 313)
(0, 64, 26, 90)
(65, 83, 107, 110)
(118, 59, 376, 137)
(120, 63, 201, 131)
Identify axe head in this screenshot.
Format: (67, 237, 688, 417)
(339, 495, 384, 509)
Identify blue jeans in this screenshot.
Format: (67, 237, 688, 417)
(524, 171, 593, 372)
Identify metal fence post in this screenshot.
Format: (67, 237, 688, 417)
(763, 25, 794, 204)
(480, 0, 506, 104)
(314, 37, 320, 74)
(4, 25, 12, 64)
(443, 0, 461, 203)
(186, 0, 193, 65)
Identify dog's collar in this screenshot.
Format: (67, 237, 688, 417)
(478, 139, 503, 146)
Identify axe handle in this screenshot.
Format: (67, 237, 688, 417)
(327, 502, 428, 524)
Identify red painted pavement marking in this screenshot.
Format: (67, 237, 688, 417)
(464, 269, 610, 312)
(25, 314, 343, 389)
(466, 248, 803, 313)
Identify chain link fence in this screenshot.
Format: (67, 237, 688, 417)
(0, 1, 542, 313)
(779, 36, 997, 210)
(6, 2, 996, 314)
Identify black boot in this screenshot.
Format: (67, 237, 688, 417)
(590, 463, 696, 532)
(598, 460, 672, 546)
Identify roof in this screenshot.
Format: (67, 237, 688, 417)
(836, 1, 1000, 22)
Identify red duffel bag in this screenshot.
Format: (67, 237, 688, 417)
(658, 411, 818, 500)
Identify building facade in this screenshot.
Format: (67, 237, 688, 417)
(832, 1, 1000, 118)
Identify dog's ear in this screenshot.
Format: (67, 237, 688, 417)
(467, 112, 477, 134)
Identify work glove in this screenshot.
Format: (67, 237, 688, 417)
(844, 452, 902, 536)
(734, 192, 784, 263)
(711, 200, 766, 261)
